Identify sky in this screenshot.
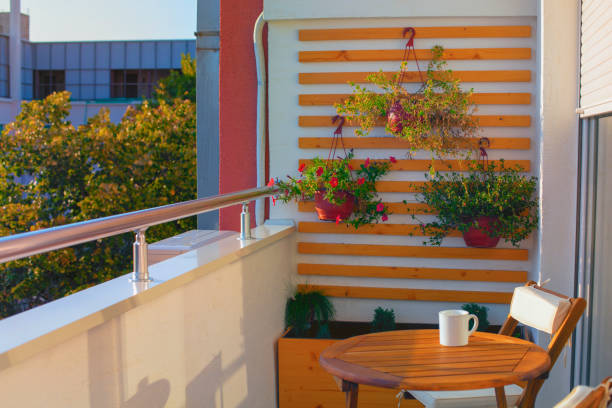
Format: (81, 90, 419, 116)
(0, 0, 196, 41)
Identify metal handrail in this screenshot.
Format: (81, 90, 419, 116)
(0, 186, 278, 281)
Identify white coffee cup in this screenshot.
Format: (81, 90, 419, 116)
(439, 309, 479, 346)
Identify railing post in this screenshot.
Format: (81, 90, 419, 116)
(239, 202, 253, 240)
(131, 229, 151, 282)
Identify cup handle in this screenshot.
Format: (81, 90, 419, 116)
(468, 314, 479, 336)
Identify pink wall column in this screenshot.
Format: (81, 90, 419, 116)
(218, 0, 263, 231)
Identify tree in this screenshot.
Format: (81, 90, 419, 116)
(0, 91, 196, 317)
(153, 53, 196, 104)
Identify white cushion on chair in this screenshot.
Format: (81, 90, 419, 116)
(510, 286, 571, 334)
(409, 384, 524, 408)
(553, 385, 596, 408)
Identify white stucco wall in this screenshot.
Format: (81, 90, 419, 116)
(0, 225, 296, 408)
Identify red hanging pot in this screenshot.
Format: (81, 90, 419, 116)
(462, 216, 501, 248)
(314, 191, 355, 221)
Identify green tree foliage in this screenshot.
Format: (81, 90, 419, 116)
(153, 53, 196, 104)
(0, 91, 196, 317)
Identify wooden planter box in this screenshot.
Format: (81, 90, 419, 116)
(278, 321, 515, 408)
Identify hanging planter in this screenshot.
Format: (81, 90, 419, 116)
(273, 117, 392, 228)
(335, 28, 479, 159)
(412, 160, 539, 248)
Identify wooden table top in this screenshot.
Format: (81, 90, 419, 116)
(319, 329, 551, 391)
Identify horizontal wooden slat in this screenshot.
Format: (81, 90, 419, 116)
(299, 92, 532, 106)
(299, 115, 531, 127)
(297, 158, 531, 172)
(298, 201, 429, 214)
(298, 284, 514, 304)
(299, 70, 531, 84)
(298, 242, 528, 260)
(299, 48, 531, 63)
(298, 26, 532, 41)
(298, 263, 528, 282)
(298, 221, 457, 236)
(298, 137, 531, 150)
(376, 181, 425, 193)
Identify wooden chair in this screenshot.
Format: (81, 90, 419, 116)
(409, 281, 587, 408)
(554, 377, 612, 408)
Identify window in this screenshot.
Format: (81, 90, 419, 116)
(110, 69, 171, 99)
(34, 70, 65, 99)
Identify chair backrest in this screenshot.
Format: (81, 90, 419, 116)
(554, 377, 612, 408)
(498, 281, 587, 408)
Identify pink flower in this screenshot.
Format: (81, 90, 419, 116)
(335, 214, 342, 224)
(329, 177, 338, 188)
(364, 158, 370, 168)
(297, 179, 302, 183)
(267, 178, 275, 187)
(298, 163, 306, 172)
(382, 214, 388, 222)
(316, 166, 324, 176)
(357, 177, 365, 185)
(389, 156, 397, 163)
(376, 203, 385, 212)
(347, 163, 353, 171)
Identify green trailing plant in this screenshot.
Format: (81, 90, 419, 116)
(335, 46, 479, 159)
(285, 287, 336, 338)
(370, 307, 396, 333)
(462, 303, 490, 332)
(413, 160, 538, 247)
(275, 150, 392, 228)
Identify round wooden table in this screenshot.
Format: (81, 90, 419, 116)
(319, 329, 551, 408)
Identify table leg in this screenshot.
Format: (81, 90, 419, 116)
(341, 380, 359, 408)
(495, 386, 507, 408)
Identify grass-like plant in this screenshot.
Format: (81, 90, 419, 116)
(413, 160, 538, 247)
(275, 150, 391, 228)
(285, 287, 335, 338)
(370, 307, 396, 333)
(335, 46, 479, 159)
(462, 303, 490, 332)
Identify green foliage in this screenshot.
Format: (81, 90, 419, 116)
(153, 53, 196, 104)
(370, 307, 396, 333)
(336, 46, 479, 159)
(285, 287, 335, 338)
(275, 151, 391, 228)
(413, 160, 538, 247)
(0, 91, 196, 317)
(462, 303, 490, 332)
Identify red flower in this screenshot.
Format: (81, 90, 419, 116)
(376, 203, 384, 212)
(382, 214, 388, 222)
(267, 178, 275, 187)
(316, 166, 324, 176)
(357, 177, 365, 185)
(298, 163, 306, 172)
(329, 177, 338, 188)
(364, 158, 370, 168)
(347, 163, 353, 171)
(297, 179, 302, 183)
(272, 197, 276, 206)
(389, 156, 397, 163)
(335, 214, 342, 224)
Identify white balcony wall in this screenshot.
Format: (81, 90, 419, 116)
(0, 224, 296, 408)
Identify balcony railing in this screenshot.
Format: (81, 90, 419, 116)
(0, 185, 278, 281)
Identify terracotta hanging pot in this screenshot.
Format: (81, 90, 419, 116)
(314, 191, 355, 221)
(462, 216, 501, 248)
(387, 100, 407, 133)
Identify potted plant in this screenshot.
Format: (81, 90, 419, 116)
(462, 303, 490, 332)
(285, 287, 336, 338)
(275, 150, 392, 228)
(335, 46, 479, 159)
(370, 307, 396, 333)
(413, 160, 538, 248)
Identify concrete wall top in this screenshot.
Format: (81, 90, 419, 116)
(263, 0, 537, 20)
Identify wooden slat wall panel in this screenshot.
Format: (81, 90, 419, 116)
(298, 137, 531, 150)
(298, 158, 531, 172)
(298, 242, 529, 261)
(298, 284, 514, 304)
(299, 115, 531, 127)
(298, 264, 528, 282)
(299, 70, 532, 84)
(298, 26, 532, 41)
(299, 48, 531, 62)
(297, 221, 455, 236)
(298, 92, 532, 106)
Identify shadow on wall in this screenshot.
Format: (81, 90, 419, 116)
(123, 378, 171, 408)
